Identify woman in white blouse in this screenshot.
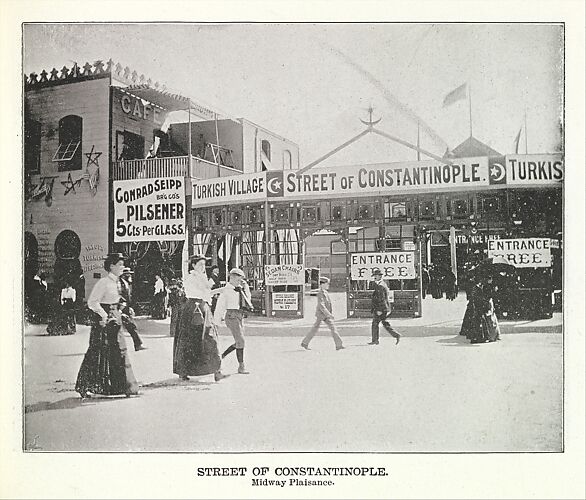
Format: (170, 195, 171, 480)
(75, 253, 139, 399)
(59, 281, 76, 335)
(47, 281, 77, 335)
(173, 254, 227, 382)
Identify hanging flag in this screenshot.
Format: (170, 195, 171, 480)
(442, 83, 467, 107)
(513, 126, 523, 154)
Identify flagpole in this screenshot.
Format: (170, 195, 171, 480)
(417, 121, 421, 161)
(468, 82, 473, 137)
(524, 108, 528, 154)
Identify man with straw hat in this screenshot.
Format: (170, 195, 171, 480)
(214, 267, 254, 374)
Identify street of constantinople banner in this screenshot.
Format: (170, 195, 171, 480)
(114, 177, 186, 242)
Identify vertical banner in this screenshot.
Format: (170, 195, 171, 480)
(113, 177, 186, 242)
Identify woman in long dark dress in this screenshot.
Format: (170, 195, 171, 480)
(468, 277, 501, 344)
(167, 278, 185, 337)
(173, 255, 227, 382)
(75, 253, 139, 398)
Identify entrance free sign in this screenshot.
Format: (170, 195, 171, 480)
(488, 238, 551, 267)
(350, 252, 416, 280)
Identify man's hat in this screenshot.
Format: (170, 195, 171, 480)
(122, 267, 134, 274)
(372, 269, 383, 276)
(229, 268, 245, 278)
(319, 276, 330, 284)
(105, 252, 125, 261)
(189, 254, 208, 263)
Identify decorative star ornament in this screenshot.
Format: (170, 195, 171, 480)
(61, 173, 82, 195)
(84, 145, 102, 167)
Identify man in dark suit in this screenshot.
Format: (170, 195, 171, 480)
(301, 276, 344, 350)
(369, 269, 401, 345)
(119, 267, 146, 351)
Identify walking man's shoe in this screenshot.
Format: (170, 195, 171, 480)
(395, 334, 401, 345)
(238, 363, 250, 374)
(368, 341, 379, 345)
(336, 345, 345, 350)
(214, 372, 230, 382)
(301, 343, 310, 350)
(135, 345, 147, 351)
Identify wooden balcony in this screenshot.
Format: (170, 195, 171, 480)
(113, 155, 242, 180)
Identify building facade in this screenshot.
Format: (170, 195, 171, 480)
(24, 59, 299, 312)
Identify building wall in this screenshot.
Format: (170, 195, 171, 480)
(111, 87, 171, 160)
(25, 78, 111, 296)
(241, 120, 299, 173)
(170, 120, 244, 171)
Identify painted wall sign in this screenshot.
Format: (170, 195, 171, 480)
(350, 252, 416, 280)
(264, 264, 305, 286)
(114, 177, 186, 242)
(455, 233, 501, 245)
(272, 292, 299, 311)
(487, 238, 551, 268)
(120, 92, 164, 125)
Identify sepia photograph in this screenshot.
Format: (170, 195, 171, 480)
(2, 3, 585, 499)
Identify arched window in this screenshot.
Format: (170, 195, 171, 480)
(283, 149, 292, 170)
(53, 115, 82, 171)
(261, 139, 271, 171)
(54, 229, 81, 259)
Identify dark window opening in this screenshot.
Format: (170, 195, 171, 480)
(25, 119, 42, 175)
(54, 115, 82, 171)
(116, 130, 145, 161)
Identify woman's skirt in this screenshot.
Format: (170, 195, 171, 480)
(47, 300, 76, 335)
(75, 306, 139, 397)
(469, 312, 501, 344)
(173, 298, 221, 376)
(151, 292, 167, 319)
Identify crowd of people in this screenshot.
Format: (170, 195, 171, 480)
(28, 251, 512, 400)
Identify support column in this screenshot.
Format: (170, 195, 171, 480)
(263, 200, 271, 316)
(449, 225, 458, 282)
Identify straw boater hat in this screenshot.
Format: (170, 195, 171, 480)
(372, 269, 383, 276)
(229, 268, 245, 278)
(122, 267, 134, 274)
(319, 276, 330, 284)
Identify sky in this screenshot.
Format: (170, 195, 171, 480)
(23, 23, 564, 166)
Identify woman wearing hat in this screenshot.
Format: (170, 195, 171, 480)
(75, 253, 139, 398)
(173, 254, 228, 382)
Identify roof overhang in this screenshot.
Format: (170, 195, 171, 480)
(123, 84, 216, 120)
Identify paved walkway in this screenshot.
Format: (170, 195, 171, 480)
(23, 299, 563, 452)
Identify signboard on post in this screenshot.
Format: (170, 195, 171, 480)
(350, 252, 416, 280)
(487, 238, 551, 268)
(114, 177, 186, 242)
(272, 292, 299, 311)
(264, 264, 305, 285)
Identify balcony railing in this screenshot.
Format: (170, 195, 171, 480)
(113, 155, 242, 180)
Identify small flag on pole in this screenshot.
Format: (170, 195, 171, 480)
(442, 83, 467, 107)
(513, 126, 523, 154)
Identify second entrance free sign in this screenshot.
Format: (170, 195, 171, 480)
(350, 252, 416, 280)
